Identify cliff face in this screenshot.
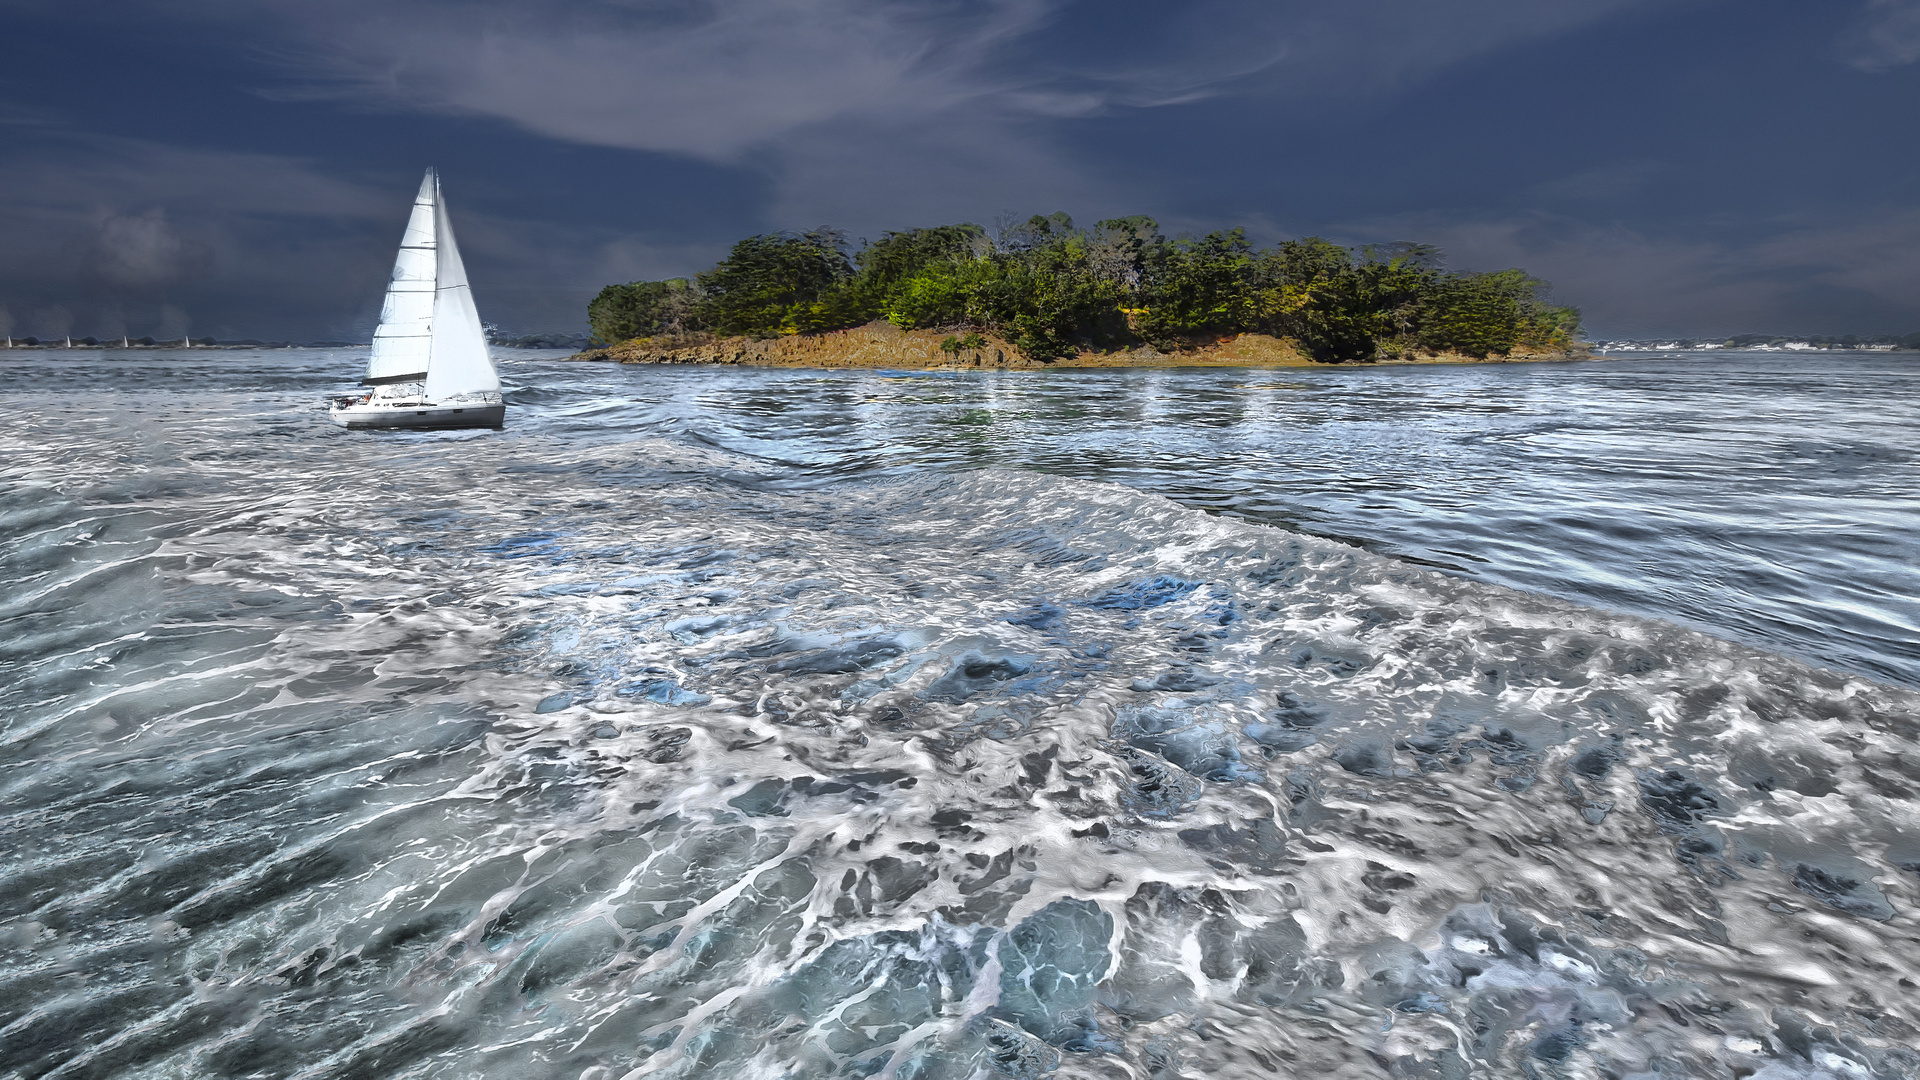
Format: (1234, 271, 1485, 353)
(571, 320, 1586, 370)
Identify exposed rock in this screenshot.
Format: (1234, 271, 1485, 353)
(570, 320, 1588, 370)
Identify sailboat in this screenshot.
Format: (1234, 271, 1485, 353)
(330, 169, 505, 431)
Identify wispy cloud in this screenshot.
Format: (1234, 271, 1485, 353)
(205, 0, 1660, 232)
(1842, 0, 1920, 70)
(87, 209, 214, 288)
(249, 0, 1055, 161)
(1053, 0, 1663, 104)
(15, 0, 1907, 339)
(0, 135, 374, 334)
(245, 0, 1664, 141)
(1353, 206, 1920, 337)
(0, 132, 692, 337)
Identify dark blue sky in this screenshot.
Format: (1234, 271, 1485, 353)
(4, 0, 1918, 341)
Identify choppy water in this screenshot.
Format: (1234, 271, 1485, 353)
(3, 348, 1917, 1080)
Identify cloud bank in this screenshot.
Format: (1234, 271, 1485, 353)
(4, 0, 1920, 338)
(0, 132, 706, 339)
(230, 0, 1664, 229)
(1843, 0, 1920, 70)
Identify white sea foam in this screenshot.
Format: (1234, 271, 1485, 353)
(1, 352, 1916, 1079)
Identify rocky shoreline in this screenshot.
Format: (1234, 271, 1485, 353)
(569, 320, 1589, 370)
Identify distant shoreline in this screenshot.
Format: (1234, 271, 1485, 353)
(1, 341, 326, 350)
(0, 342, 585, 352)
(571, 321, 1590, 371)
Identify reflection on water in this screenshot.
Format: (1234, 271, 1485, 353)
(502, 349, 1916, 687)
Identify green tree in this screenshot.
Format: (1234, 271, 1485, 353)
(995, 212, 1076, 254)
(1415, 269, 1576, 357)
(1134, 229, 1257, 346)
(853, 224, 985, 311)
(1087, 216, 1160, 293)
(968, 234, 1126, 360)
(588, 213, 1581, 364)
(587, 278, 702, 343)
(885, 258, 978, 329)
(1417, 273, 1524, 357)
(1244, 239, 1438, 362)
(1521, 301, 1583, 349)
(696, 229, 857, 337)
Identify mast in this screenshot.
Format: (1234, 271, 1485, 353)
(364, 170, 439, 386)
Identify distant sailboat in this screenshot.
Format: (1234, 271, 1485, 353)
(329, 169, 505, 431)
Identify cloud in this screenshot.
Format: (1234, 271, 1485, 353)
(33, 305, 74, 337)
(88, 209, 214, 288)
(1348, 207, 1920, 337)
(251, 0, 1055, 161)
(758, 109, 1127, 236)
(1746, 208, 1920, 307)
(0, 133, 397, 337)
(246, 0, 1665, 147)
(155, 303, 190, 340)
(25, 0, 1886, 340)
(1522, 161, 1666, 205)
(1842, 0, 1920, 70)
(198, 0, 1660, 234)
(0, 129, 721, 338)
(1044, 0, 1663, 105)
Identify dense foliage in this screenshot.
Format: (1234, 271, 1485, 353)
(588, 215, 1582, 362)
(586, 277, 702, 341)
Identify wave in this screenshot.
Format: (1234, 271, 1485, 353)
(5, 446, 1917, 1078)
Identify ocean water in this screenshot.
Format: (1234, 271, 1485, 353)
(2, 347, 1917, 1080)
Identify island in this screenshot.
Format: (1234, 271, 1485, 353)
(574, 215, 1587, 369)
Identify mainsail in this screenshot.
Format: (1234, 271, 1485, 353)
(364, 172, 437, 385)
(363, 169, 500, 399)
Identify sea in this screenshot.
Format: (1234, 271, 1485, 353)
(2, 347, 1916, 1080)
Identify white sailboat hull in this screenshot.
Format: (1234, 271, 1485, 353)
(328, 400, 505, 431)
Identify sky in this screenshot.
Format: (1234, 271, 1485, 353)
(2, 0, 1918, 342)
